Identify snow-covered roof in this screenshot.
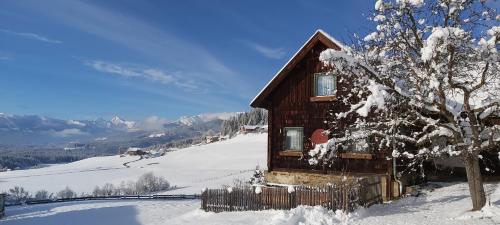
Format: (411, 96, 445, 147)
(250, 29, 346, 108)
(126, 147, 142, 152)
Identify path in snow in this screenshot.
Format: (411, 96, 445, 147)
(123, 156, 143, 168)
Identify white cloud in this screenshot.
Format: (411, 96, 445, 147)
(140, 116, 170, 130)
(242, 41, 286, 59)
(12, 0, 255, 107)
(0, 29, 62, 44)
(25, 0, 234, 77)
(67, 120, 86, 127)
(85, 61, 175, 84)
(50, 128, 88, 137)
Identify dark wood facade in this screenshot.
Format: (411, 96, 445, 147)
(251, 30, 391, 177)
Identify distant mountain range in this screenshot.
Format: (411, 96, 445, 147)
(0, 112, 240, 147)
(177, 112, 238, 126)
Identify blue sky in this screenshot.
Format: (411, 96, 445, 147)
(0, 0, 373, 121)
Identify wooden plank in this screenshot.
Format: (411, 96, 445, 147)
(340, 152, 374, 160)
(200, 183, 381, 213)
(278, 150, 302, 157)
(310, 96, 337, 102)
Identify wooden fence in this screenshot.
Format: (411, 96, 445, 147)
(201, 177, 382, 213)
(4, 194, 200, 207)
(0, 194, 5, 218)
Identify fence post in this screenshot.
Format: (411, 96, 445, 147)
(201, 189, 207, 211)
(0, 194, 5, 219)
(228, 189, 233, 211)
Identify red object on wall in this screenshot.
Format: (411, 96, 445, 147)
(311, 129, 328, 145)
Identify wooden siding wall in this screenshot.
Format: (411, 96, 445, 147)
(268, 42, 389, 174)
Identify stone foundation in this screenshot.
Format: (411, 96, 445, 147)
(265, 170, 393, 201)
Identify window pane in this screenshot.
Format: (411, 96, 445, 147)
(353, 139, 368, 151)
(284, 128, 302, 151)
(346, 128, 371, 152)
(316, 74, 335, 96)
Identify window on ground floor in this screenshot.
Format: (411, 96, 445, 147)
(344, 128, 372, 152)
(283, 127, 303, 151)
(350, 138, 370, 152)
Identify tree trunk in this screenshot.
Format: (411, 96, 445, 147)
(463, 154, 486, 211)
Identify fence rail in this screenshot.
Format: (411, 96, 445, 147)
(4, 194, 200, 207)
(201, 178, 382, 213)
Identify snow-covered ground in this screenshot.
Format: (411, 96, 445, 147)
(1, 132, 499, 224)
(0, 133, 267, 195)
(1, 182, 499, 225)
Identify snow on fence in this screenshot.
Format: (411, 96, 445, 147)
(201, 178, 382, 213)
(0, 193, 5, 218)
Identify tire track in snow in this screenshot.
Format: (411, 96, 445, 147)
(122, 156, 143, 168)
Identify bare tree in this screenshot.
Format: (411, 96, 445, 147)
(34, 190, 53, 200)
(7, 186, 31, 203)
(310, 0, 499, 210)
(56, 187, 77, 199)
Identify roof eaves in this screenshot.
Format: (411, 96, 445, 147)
(249, 29, 346, 108)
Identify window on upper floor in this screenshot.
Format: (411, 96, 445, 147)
(314, 72, 336, 97)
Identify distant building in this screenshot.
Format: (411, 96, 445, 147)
(149, 150, 163, 158)
(64, 143, 86, 151)
(239, 125, 268, 134)
(126, 147, 147, 156)
(205, 136, 220, 143)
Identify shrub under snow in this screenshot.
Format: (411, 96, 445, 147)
(92, 172, 171, 196)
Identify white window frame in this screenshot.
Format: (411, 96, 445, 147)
(283, 127, 303, 151)
(345, 128, 371, 152)
(314, 72, 336, 97)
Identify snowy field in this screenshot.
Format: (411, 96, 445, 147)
(1, 133, 499, 224)
(1, 182, 499, 225)
(0, 133, 267, 195)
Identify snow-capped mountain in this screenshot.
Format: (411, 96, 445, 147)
(110, 116, 136, 129)
(177, 112, 241, 126)
(0, 113, 132, 146)
(0, 112, 239, 146)
(148, 133, 166, 138)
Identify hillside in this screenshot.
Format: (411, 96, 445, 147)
(0, 133, 267, 195)
(0, 112, 246, 170)
(1, 133, 500, 225)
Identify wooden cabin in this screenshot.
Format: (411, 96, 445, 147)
(126, 148, 147, 156)
(251, 30, 398, 200)
(205, 135, 220, 143)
